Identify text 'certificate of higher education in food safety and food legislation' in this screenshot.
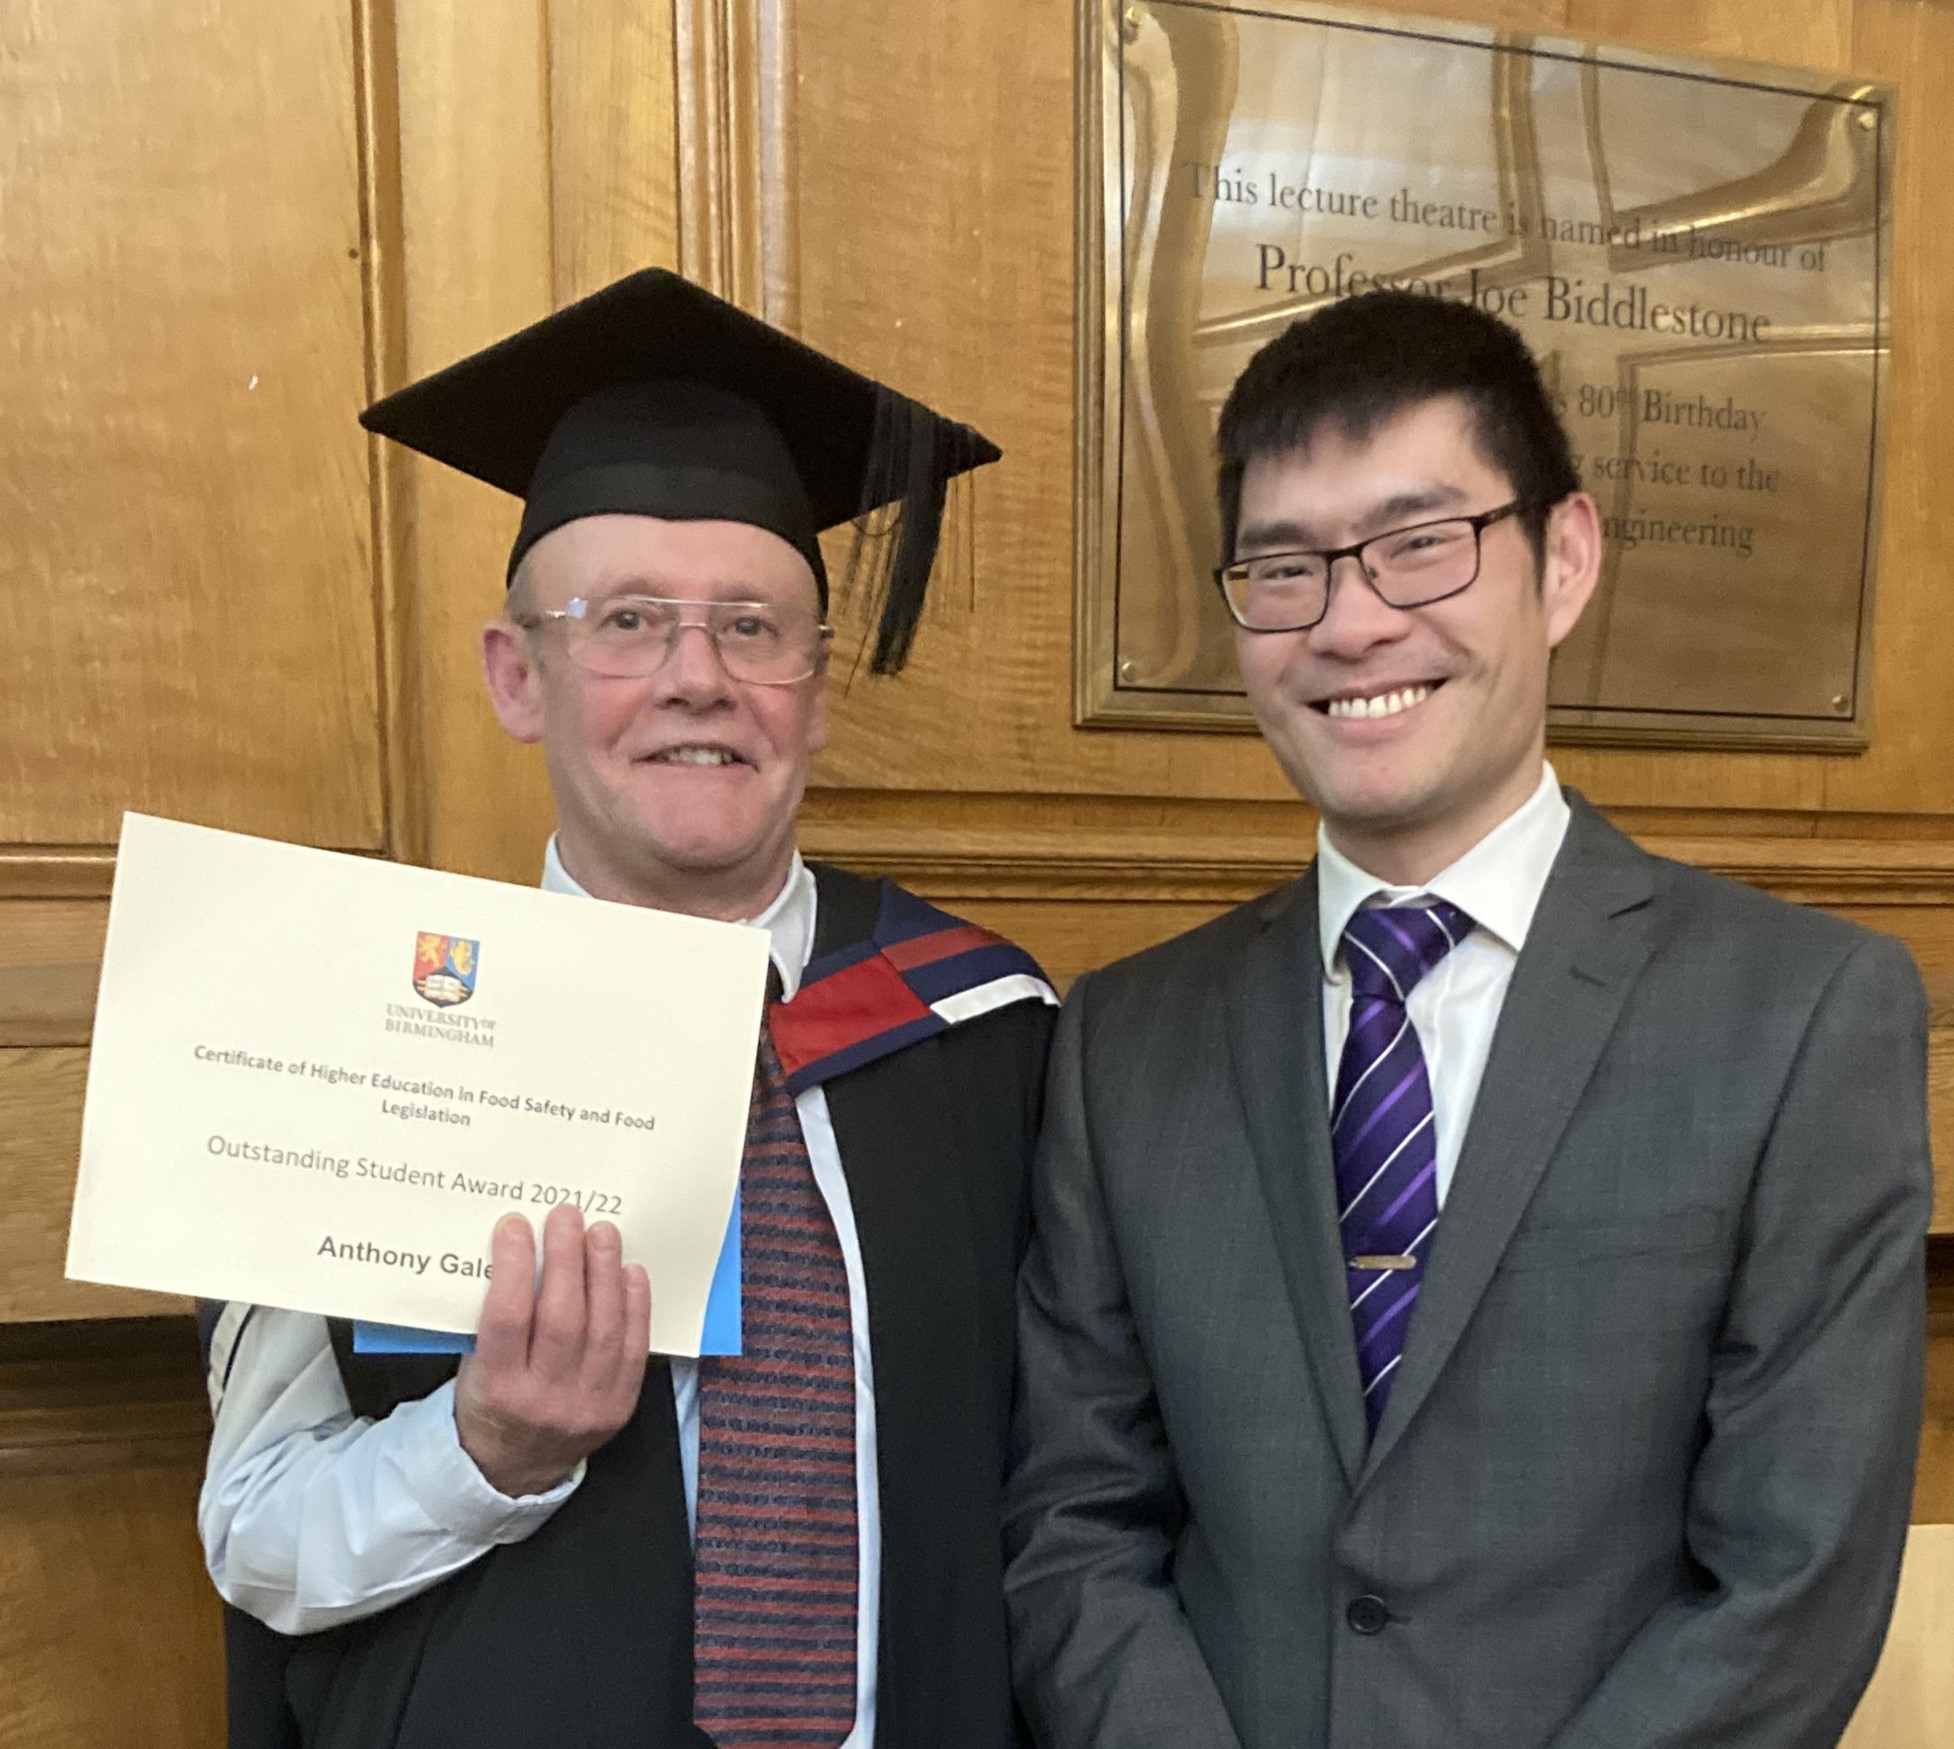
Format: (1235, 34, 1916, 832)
(65, 813, 769, 1356)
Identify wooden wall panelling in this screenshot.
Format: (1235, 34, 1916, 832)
(1840, 1522, 1954, 1745)
(1916, 1256, 1954, 1522)
(548, 0, 683, 304)
(1834, 0, 1954, 822)
(761, 0, 1929, 823)
(0, 0, 385, 857)
(387, 0, 558, 884)
(0, 900, 105, 1048)
(358, 0, 423, 869)
(675, 0, 774, 313)
(1931, 1006, 1954, 1237)
(0, 1319, 223, 1749)
(1568, 0, 1852, 73)
(0, 1047, 188, 1322)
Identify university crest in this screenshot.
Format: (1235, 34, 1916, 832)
(412, 932, 479, 1008)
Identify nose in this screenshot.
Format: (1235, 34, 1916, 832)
(1306, 552, 1412, 661)
(653, 617, 736, 705)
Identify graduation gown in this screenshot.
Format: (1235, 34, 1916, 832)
(216, 863, 1055, 1749)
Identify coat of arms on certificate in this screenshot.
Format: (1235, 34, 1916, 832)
(413, 933, 479, 1009)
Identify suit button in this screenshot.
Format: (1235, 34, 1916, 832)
(1346, 1595, 1390, 1635)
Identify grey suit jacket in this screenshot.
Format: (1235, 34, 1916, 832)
(1005, 793, 1933, 1749)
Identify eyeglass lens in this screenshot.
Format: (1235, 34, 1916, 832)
(1223, 517, 1486, 630)
(568, 598, 825, 683)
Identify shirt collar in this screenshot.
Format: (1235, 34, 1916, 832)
(1315, 763, 1571, 976)
(540, 836, 817, 998)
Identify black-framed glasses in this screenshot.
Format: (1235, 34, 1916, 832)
(1214, 499, 1532, 633)
(513, 595, 834, 686)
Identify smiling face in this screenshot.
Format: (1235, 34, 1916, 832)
(481, 513, 828, 920)
(1232, 395, 1600, 884)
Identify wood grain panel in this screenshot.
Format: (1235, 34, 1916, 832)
(1931, 1027, 1954, 1237)
(1840, 1524, 1954, 1745)
(389, 0, 558, 884)
(0, 901, 106, 1047)
(1821, 0, 1954, 823)
(1915, 1309, 1949, 1524)
(766, 0, 1916, 824)
(415, 0, 1954, 879)
(0, 1320, 222, 1748)
(548, 0, 681, 305)
(1917, 1264, 1954, 1523)
(0, 0, 383, 852)
(1567, 0, 1851, 68)
(0, 1318, 210, 1475)
(0, 1048, 186, 1322)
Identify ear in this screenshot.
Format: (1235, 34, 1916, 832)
(1539, 492, 1602, 649)
(481, 615, 547, 744)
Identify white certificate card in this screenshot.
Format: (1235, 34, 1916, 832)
(66, 813, 770, 1356)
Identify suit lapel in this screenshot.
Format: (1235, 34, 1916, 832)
(1225, 867, 1369, 1487)
(1360, 796, 1658, 1481)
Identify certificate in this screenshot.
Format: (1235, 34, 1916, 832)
(65, 814, 770, 1356)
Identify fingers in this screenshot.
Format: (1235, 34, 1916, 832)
(528, 1202, 587, 1379)
(582, 1220, 626, 1389)
(453, 1207, 651, 1498)
(618, 1262, 652, 1403)
(623, 1263, 651, 1350)
(471, 1213, 538, 1372)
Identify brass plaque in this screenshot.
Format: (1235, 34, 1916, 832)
(1077, 0, 1893, 748)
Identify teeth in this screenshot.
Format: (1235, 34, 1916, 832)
(656, 747, 737, 766)
(1325, 685, 1432, 720)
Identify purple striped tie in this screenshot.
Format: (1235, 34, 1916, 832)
(1333, 900, 1473, 1437)
(692, 1022, 858, 1746)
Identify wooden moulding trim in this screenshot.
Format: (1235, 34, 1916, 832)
(0, 1424, 210, 1477)
(794, 821, 1954, 909)
(0, 961, 98, 1046)
(0, 840, 384, 901)
(674, 0, 766, 309)
(0, 1318, 210, 1467)
(353, 0, 427, 870)
(0, 847, 116, 899)
(9, 826, 1954, 910)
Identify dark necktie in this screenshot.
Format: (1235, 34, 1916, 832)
(1332, 900, 1473, 1436)
(692, 999, 858, 1746)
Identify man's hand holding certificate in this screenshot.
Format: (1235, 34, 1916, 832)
(65, 813, 769, 1357)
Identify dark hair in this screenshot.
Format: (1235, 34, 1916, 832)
(1214, 290, 1580, 563)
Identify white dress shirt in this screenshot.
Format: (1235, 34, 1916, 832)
(1316, 765, 1570, 1206)
(199, 846, 882, 1748)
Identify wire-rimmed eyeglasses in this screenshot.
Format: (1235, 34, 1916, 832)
(512, 595, 834, 686)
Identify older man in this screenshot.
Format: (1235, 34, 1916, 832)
(1006, 290, 1931, 1748)
(200, 270, 1055, 1749)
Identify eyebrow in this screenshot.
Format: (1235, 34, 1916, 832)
(1235, 483, 1472, 554)
(587, 578, 782, 602)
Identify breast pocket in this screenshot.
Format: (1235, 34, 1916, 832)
(1497, 1208, 1726, 1274)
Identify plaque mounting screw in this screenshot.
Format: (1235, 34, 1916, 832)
(1119, 659, 1141, 683)
(1832, 693, 1851, 713)
(1124, 5, 1142, 35)
(1857, 109, 1876, 130)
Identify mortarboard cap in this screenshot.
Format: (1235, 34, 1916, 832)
(360, 268, 1000, 674)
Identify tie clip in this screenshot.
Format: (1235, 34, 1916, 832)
(1350, 1254, 1417, 1271)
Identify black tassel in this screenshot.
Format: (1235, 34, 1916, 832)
(837, 387, 988, 678)
(869, 397, 946, 674)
